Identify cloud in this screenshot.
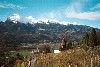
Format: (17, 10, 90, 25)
(66, 11, 100, 20)
(40, 11, 62, 20)
(60, 21, 83, 25)
(26, 16, 35, 24)
(26, 16, 82, 25)
(9, 14, 20, 21)
(91, 3, 100, 10)
(65, 1, 100, 20)
(37, 18, 58, 23)
(40, 0, 100, 21)
(60, 21, 71, 25)
(26, 15, 59, 24)
(0, 2, 26, 9)
(21, 15, 84, 26)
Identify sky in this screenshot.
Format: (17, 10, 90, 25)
(0, 0, 100, 28)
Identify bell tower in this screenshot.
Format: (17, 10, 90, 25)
(61, 37, 67, 50)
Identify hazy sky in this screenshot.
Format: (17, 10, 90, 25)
(0, 0, 100, 28)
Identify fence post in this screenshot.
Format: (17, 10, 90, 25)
(69, 64, 71, 67)
(60, 59, 62, 67)
(35, 60, 37, 67)
(83, 59, 86, 67)
(48, 61, 50, 67)
(97, 55, 99, 66)
(91, 58, 93, 67)
(51, 61, 53, 67)
(75, 64, 78, 67)
(68, 62, 72, 67)
(94, 56, 96, 63)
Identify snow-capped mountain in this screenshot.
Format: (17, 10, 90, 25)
(8, 14, 20, 23)
(0, 14, 100, 44)
(7, 14, 85, 26)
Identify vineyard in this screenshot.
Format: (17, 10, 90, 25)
(15, 46, 100, 67)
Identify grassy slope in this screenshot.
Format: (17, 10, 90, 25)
(33, 46, 100, 67)
(15, 46, 100, 67)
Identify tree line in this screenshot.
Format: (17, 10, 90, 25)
(84, 28, 100, 47)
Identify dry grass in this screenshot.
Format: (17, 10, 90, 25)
(15, 46, 100, 67)
(34, 46, 100, 67)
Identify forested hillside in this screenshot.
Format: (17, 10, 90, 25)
(0, 18, 100, 45)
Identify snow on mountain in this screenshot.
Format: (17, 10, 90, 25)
(8, 14, 84, 26)
(26, 16, 34, 24)
(26, 16, 59, 24)
(9, 14, 20, 23)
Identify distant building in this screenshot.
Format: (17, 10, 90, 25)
(53, 44, 61, 53)
(31, 48, 40, 54)
(54, 50, 61, 53)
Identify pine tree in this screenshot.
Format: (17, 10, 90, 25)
(89, 28, 98, 47)
(84, 33, 89, 46)
(66, 41, 72, 49)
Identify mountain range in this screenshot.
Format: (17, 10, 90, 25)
(0, 16, 100, 45)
